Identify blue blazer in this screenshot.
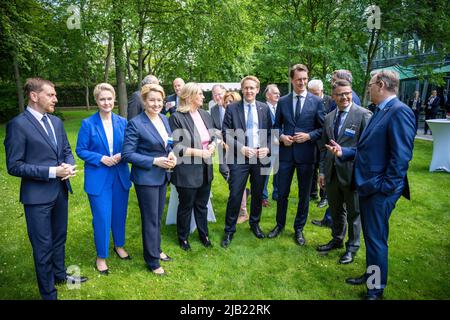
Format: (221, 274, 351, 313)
(274, 92, 325, 164)
(342, 97, 415, 198)
(76, 112, 131, 196)
(4, 109, 75, 205)
(122, 112, 172, 187)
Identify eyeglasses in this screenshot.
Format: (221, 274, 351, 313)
(368, 81, 380, 87)
(334, 92, 352, 98)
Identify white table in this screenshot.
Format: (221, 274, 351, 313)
(426, 119, 450, 172)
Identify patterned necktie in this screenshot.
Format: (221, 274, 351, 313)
(334, 110, 344, 139)
(246, 104, 254, 148)
(42, 115, 57, 148)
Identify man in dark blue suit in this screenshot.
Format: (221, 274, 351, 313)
(162, 77, 185, 115)
(4, 78, 87, 300)
(267, 64, 325, 244)
(127, 74, 159, 120)
(221, 76, 272, 247)
(423, 89, 441, 134)
(326, 70, 415, 300)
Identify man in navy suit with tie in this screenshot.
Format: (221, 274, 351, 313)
(326, 70, 415, 300)
(4, 78, 87, 300)
(267, 64, 325, 245)
(221, 76, 272, 247)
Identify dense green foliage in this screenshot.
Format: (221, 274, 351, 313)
(0, 110, 449, 300)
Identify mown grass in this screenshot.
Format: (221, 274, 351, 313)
(0, 109, 449, 300)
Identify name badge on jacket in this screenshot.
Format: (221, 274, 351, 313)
(344, 127, 356, 138)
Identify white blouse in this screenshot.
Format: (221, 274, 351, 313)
(150, 115, 168, 147)
(102, 119, 114, 156)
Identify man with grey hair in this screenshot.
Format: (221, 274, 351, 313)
(127, 75, 160, 120)
(326, 70, 415, 300)
(262, 84, 280, 206)
(308, 79, 331, 209)
(210, 84, 228, 180)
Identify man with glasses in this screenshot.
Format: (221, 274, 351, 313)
(317, 80, 371, 265)
(326, 70, 415, 300)
(267, 64, 325, 245)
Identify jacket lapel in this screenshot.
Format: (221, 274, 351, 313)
(237, 101, 246, 130)
(140, 113, 166, 149)
(94, 112, 111, 155)
(112, 113, 121, 155)
(24, 110, 57, 154)
(359, 98, 396, 144)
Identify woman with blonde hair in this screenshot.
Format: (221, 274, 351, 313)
(169, 82, 216, 251)
(76, 83, 132, 275)
(122, 84, 176, 275)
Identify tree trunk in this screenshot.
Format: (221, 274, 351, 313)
(112, 9, 128, 117)
(104, 32, 113, 82)
(84, 65, 90, 110)
(13, 55, 24, 113)
(363, 29, 380, 107)
(125, 40, 132, 81)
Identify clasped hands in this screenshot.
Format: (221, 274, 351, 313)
(101, 153, 122, 167)
(280, 132, 310, 146)
(240, 146, 269, 159)
(154, 152, 177, 169)
(56, 163, 77, 180)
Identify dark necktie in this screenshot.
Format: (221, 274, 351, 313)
(334, 110, 344, 139)
(295, 95, 302, 119)
(42, 115, 57, 148)
(246, 104, 254, 148)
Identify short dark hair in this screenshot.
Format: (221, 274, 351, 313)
(24, 77, 54, 97)
(290, 64, 309, 79)
(332, 79, 352, 92)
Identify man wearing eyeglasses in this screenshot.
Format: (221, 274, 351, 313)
(317, 80, 372, 265)
(326, 70, 415, 300)
(267, 64, 325, 244)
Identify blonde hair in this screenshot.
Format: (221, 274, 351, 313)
(223, 91, 242, 105)
(240, 76, 260, 89)
(141, 83, 165, 102)
(177, 82, 203, 113)
(93, 83, 115, 100)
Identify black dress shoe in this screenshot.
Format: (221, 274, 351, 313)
(267, 226, 283, 239)
(200, 236, 212, 248)
(311, 219, 332, 228)
(316, 239, 343, 252)
(364, 292, 383, 300)
(294, 230, 306, 246)
(345, 274, 367, 285)
(250, 224, 265, 239)
(114, 247, 132, 260)
(179, 239, 191, 251)
(339, 251, 355, 264)
(221, 233, 233, 248)
(56, 275, 89, 285)
(160, 253, 172, 262)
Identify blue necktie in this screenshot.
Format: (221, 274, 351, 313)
(334, 110, 344, 139)
(246, 104, 254, 148)
(295, 95, 302, 119)
(42, 115, 57, 148)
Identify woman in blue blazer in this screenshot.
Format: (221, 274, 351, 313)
(76, 83, 132, 275)
(122, 84, 176, 276)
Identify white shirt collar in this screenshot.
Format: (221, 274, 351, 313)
(27, 106, 46, 121)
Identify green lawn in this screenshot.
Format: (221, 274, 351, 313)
(0, 110, 449, 300)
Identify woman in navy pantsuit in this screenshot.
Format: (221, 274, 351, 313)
(122, 84, 176, 276)
(76, 83, 132, 275)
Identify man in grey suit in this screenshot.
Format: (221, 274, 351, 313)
(127, 75, 159, 120)
(210, 84, 228, 181)
(317, 79, 372, 264)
